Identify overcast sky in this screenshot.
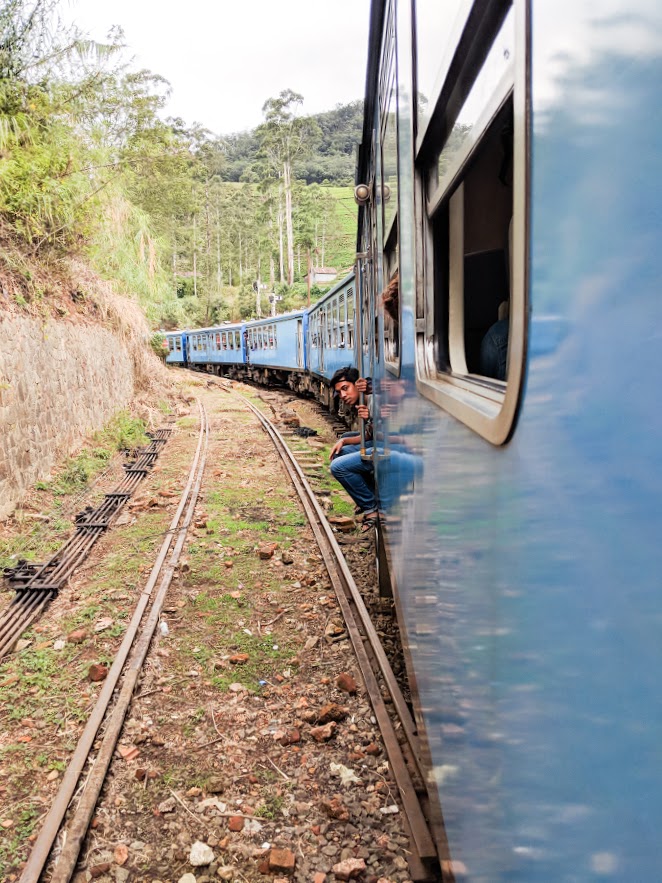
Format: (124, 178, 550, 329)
(62, 0, 372, 135)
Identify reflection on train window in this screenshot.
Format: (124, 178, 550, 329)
(347, 288, 355, 348)
(414, 0, 467, 134)
(380, 0, 397, 241)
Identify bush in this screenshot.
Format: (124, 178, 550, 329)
(149, 331, 168, 360)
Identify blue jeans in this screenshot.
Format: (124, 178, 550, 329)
(330, 450, 376, 512)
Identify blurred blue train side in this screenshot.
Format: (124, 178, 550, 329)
(356, 0, 662, 880)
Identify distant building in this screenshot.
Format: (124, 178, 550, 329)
(304, 267, 337, 284)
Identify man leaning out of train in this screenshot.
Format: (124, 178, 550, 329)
(328, 366, 377, 531)
(329, 366, 373, 459)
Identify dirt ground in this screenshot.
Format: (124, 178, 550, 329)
(0, 373, 415, 883)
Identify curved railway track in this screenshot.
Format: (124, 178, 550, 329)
(15, 386, 441, 882)
(239, 389, 440, 881)
(19, 402, 209, 883)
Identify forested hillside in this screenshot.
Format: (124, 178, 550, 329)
(0, 0, 363, 332)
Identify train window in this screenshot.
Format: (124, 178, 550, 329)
(339, 294, 346, 347)
(382, 261, 400, 368)
(416, 2, 527, 445)
(414, 0, 468, 136)
(347, 288, 354, 348)
(330, 299, 337, 347)
(175, 338, 181, 352)
(380, 1, 398, 241)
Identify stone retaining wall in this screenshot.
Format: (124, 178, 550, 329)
(0, 315, 135, 519)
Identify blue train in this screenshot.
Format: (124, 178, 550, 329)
(164, 273, 359, 404)
(167, 0, 662, 877)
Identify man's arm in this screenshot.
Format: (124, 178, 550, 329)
(330, 435, 361, 460)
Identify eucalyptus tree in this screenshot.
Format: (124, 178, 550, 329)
(256, 90, 319, 285)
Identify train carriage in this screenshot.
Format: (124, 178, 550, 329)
(356, 0, 662, 879)
(164, 331, 187, 365)
(244, 310, 308, 390)
(204, 323, 245, 374)
(187, 328, 212, 367)
(306, 274, 359, 405)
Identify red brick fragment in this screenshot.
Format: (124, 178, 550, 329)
(321, 796, 349, 821)
(228, 815, 244, 832)
(336, 672, 358, 694)
(88, 663, 108, 682)
(89, 863, 111, 878)
(257, 543, 278, 560)
(310, 721, 337, 742)
(229, 653, 249, 665)
(332, 858, 366, 880)
(317, 703, 348, 724)
(268, 848, 296, 874)
(67, 629, 88, 644)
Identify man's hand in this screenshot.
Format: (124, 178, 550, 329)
(357, 404, 370, 421)
(330, 438, 345, 460)
(356, 377, 370, 393)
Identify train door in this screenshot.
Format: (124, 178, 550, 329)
(182, 334, 188, 366)
(296, 319, 304, 368)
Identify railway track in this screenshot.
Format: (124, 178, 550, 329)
(238, 388, 441, 881)
(0, 429, 172, 659)
(12, 385, 440, 882)
(18, 402, 209, 883)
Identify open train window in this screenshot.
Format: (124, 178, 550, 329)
(382, 249, 400, 369)
(415, 1, 528, 445)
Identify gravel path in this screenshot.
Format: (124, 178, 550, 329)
(0, 373, 417, 883)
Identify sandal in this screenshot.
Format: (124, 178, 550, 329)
(360, 512, 378, 532)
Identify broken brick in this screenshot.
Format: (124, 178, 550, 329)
(268, 848, 296, 874)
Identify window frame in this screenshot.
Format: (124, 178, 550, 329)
(414, 0, 529, 445)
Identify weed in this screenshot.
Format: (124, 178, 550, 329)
(256, 793, 285, 819)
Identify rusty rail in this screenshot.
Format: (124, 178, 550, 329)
(19, 403, 208, 883)
(240, 393, 440, 882)
(0, 430, 171, 658)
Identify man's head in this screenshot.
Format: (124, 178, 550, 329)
(331, 366, 360, 407)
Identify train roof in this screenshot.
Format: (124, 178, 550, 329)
(246, 310, 305, 327)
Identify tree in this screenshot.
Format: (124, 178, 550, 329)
(256, 90, 319, 285)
